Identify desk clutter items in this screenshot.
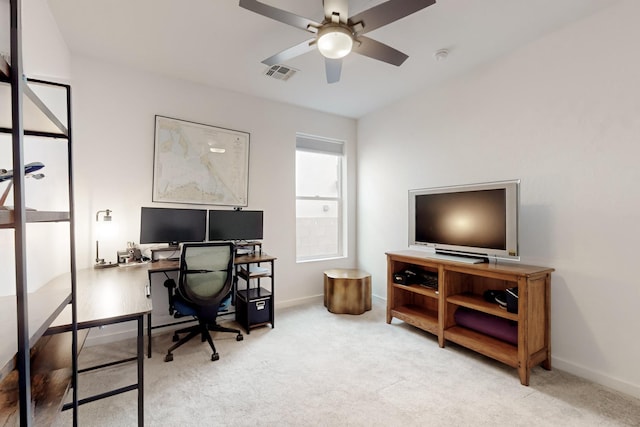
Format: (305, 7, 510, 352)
(240, 264, 269, 276)
(118, 242, 144, 264)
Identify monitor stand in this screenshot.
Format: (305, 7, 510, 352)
(150, 246, 180, 261)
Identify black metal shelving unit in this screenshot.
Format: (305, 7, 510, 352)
(234, 243, 276, 334)
(0, 0, 78, 424)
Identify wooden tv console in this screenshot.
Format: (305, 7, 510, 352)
(386, 250, 553, 385)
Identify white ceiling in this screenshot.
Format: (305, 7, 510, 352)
(47, 0, 620, 118)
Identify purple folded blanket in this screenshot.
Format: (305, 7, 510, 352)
(454, 307, 518, 345)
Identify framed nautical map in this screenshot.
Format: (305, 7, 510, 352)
(152, 116, 249, 206)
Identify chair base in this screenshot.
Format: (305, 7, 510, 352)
(164, 320, 243, 362)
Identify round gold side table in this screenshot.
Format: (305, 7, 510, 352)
(323, 269, 372, 315)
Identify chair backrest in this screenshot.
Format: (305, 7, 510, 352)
(177, 242, 234, 314)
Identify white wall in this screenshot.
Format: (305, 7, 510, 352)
(70, 57, 358, 310)
(358, 0, 640, 398)
(22, 0, 70, 81)
(0, 0, 70, 77)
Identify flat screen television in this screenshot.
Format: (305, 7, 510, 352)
(408, 180, 520, 263)
(208, 210, 264, 241)
(139, 207, 207, 245)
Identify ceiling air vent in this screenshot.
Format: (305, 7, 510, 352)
(264, 64, 297, 81)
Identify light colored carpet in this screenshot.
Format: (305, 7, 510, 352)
(53, 300, 640, 426)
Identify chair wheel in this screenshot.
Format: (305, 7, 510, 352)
(211, 353, 220, 361)
(236, 334, 243, 341)
(172, 334, 179, 342)
(164, 353, 173, 362)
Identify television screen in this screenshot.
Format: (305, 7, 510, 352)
(415, 189, 506, 249)
(208, 210, 263, 241)
(140, 207, 207, 245)
(409, 180, 519, 262)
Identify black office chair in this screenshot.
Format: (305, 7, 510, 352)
(163, 242, 243, 362)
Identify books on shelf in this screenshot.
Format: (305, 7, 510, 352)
(240, 264, 269, 276)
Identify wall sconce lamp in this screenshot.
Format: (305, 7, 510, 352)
(95, 209, 117, 269)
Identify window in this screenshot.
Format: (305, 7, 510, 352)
(295, 134, 345, 261)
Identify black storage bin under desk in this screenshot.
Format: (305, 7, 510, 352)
(236, 288, 272, 333)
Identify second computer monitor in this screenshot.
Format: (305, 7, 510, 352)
(208, 210, 263, 241)
(140, 207, 207, 246)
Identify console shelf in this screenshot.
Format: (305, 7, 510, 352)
(390, 305, 439, 335)
(392, 282, 439, 299)
(386, 250, 553, 385)
(447, 293, 519, 321)
(444, 326, 518, 367)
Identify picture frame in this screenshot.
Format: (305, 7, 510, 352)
(152, 115, 250, 206)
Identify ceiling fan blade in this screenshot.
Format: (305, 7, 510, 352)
(352, 36, 408, 66)
(261, 38, 317, 66)
(325, 58, 342, 84)
(323, 0, 348, 24)
(349, 0, 436, 35)
(239, 0, 320, 33)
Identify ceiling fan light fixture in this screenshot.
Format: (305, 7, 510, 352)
(317, 25, 353, 59)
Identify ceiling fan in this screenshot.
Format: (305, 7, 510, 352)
(239, 0, 436, 83)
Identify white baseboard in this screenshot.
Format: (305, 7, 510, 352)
(275, 294, 324, 308)
(553, 356, 640, 399)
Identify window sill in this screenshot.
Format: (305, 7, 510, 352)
(296, 255, 346, 264)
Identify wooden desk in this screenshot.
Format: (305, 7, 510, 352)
(49, 267, 152, 331)
(0, 279, 71, 383)
(48, 266, 151, 426)
(0, 266, 151, 426)
(148, 258, 180, 273)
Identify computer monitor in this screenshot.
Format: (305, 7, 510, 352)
(139, 207, 207, 245)
(208, 210, 263, 241)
